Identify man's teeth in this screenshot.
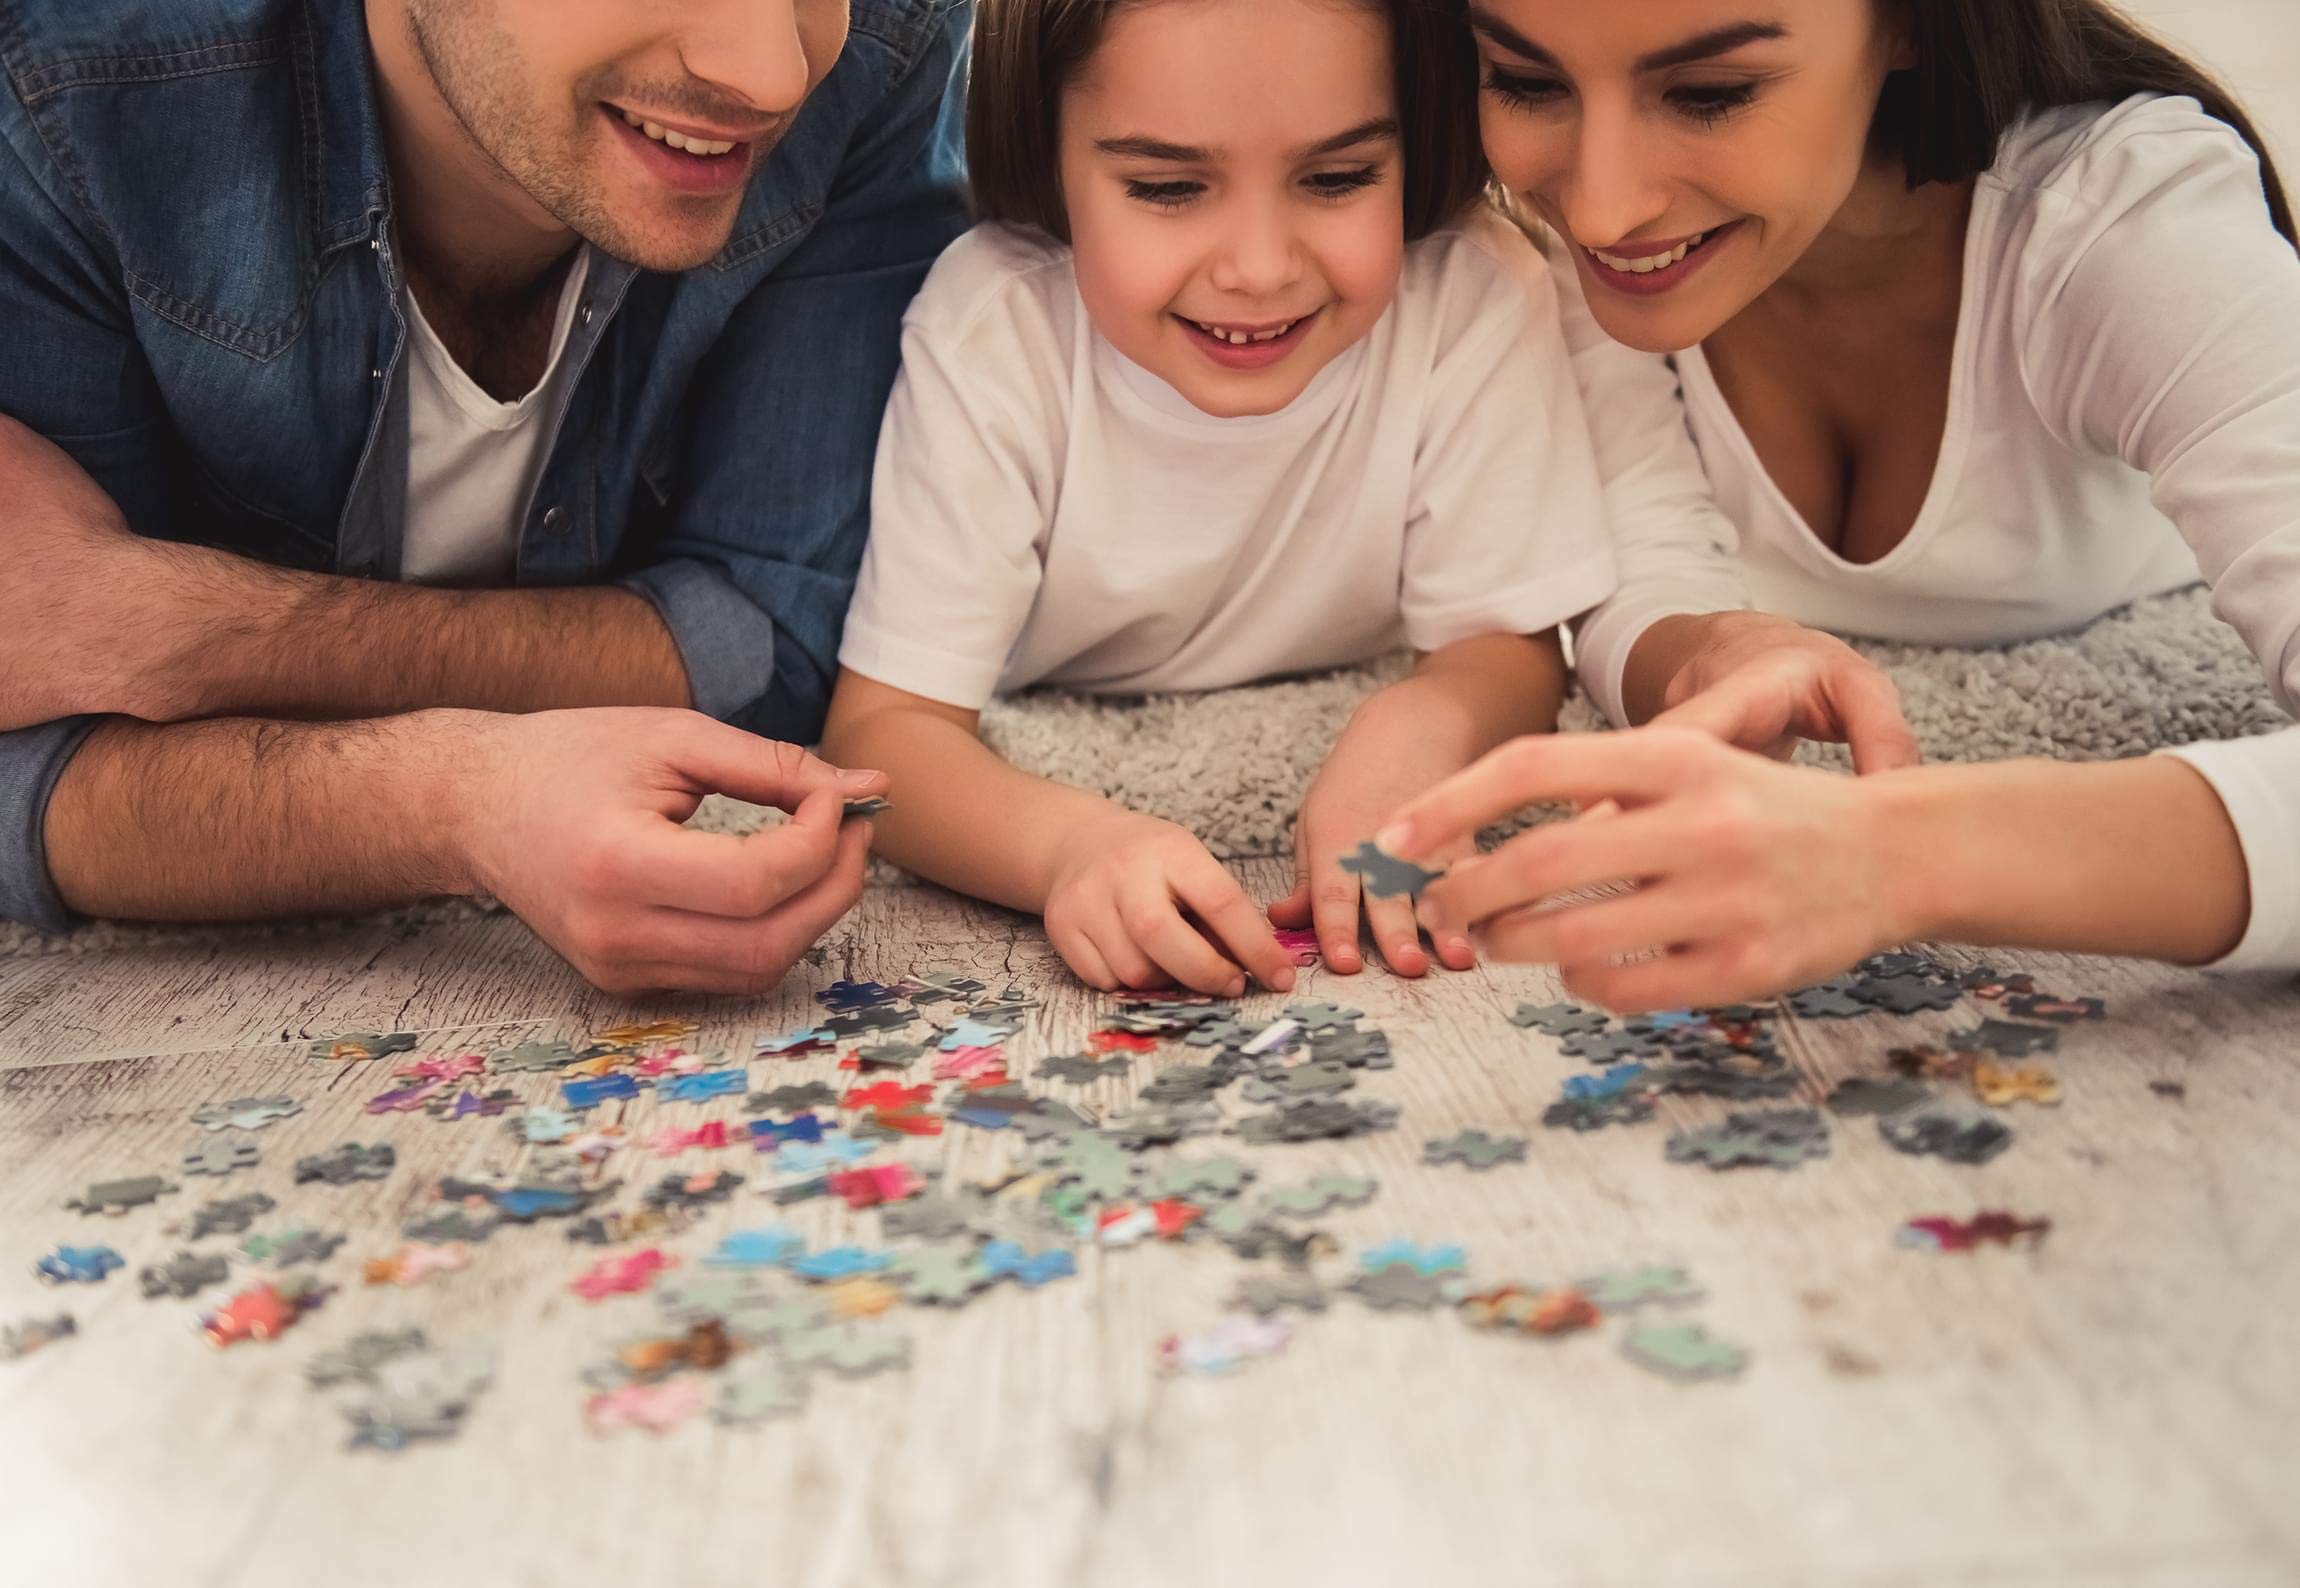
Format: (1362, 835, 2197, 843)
(1590, 231, 1709, 274)
(619, 109, 736, 157)
(1190, 318, 1300, 345)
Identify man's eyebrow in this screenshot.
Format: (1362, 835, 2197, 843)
(1091, 119, 1396, 164)
(1466, 5, 1787, 73)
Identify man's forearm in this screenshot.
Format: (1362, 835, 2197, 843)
(44, 712, 484, 921)
(146, 541, 692, 719)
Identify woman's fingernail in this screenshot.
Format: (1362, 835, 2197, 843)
(1374, 822, 1412, 853)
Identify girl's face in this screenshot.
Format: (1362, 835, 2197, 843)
(1469, 0, 1905, 353)
(1058, 0, 1406, 418)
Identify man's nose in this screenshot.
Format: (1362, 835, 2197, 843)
(679, 0, 835, 117)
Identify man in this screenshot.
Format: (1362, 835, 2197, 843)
(0, 0, 969, 992)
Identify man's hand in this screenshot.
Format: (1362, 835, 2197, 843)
(1628, 611, 1922, 774)
(0, 414, 193, 729)
(448, 709, 885, 996)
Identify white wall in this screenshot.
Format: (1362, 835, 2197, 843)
(2124, 0, 2300, 173)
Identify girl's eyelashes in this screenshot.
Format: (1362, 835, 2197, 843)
(1479, 65, 1765, 127)
(1120, 166, 1387, 209)
(1123, 178, 1204, 208)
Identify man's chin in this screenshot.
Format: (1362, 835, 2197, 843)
(572, 187, 746, 271)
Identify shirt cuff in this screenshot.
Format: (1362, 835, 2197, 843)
(836, 619, 1006, 713)
(2156, 733, 2300, 973)
(1572, 588, 1746, 729)
(620, 559, 782, 723)
(1403, 554, 1619, 658)
(0, 715, 104, 934)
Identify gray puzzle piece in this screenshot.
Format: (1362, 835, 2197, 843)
(1423, 1129, 1529, 1170)
(181, 1136, 261, 1178)
(139, 1250, 232, 1300)
(66, 1175, 179, 1216)
(190, 1096, 303, 1132)
(1337, 840, 1445, 899)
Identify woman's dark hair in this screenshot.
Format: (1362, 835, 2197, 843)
(967, 0, 1491, 244)
(1875, 0, 2294, 244)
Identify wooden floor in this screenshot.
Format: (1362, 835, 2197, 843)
(1, 861, 2295, 1588)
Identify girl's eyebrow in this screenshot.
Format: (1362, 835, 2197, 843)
(1092, 118, 1399, 164)
(1466, 5, 1787, 72)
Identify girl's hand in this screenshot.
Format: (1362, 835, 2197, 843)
(1381, 728, 1917, 1012)
(1638, 611, 1922, 773)
(1043, 810, 1297, 998)
(1269, 709, 1479, 979)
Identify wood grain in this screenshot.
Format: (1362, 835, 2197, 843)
(0, 861, 2295, 1588)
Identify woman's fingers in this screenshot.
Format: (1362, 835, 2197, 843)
(1377, 733, 1703, 862)
(1473, 881, 1730, 968)
(1421, 807, 1687, 933)
(1831, 664, 1924, 774)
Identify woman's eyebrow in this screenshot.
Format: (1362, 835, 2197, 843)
(1466, 6, 1788, 72)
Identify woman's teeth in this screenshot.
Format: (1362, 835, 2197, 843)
(1189, 318, 1300, 345)
(1590, 231, 1709, 274)
(619, 109, 736, 157)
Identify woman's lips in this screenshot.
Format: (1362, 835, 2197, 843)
(1581, 220, 1744, 298)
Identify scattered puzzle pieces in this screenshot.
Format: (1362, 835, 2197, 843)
(1422, 1129, 1528, 1170)
(1621, 1322, 1747, 1381)
(190, 1095, 303, 1132)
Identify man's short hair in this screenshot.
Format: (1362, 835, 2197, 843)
(966, 0, 1491, 245)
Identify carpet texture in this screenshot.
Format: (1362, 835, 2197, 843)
(4, 584, 2283, 959)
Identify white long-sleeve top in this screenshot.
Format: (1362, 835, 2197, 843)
(1565, 95, 2300, 972)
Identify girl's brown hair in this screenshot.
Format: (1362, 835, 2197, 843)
(1875, 0, 2294, 244)
(967, 0, 1490, 244)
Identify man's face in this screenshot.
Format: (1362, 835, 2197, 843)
(405, 0, 850, 271)
(1057, 0, 1406, 419)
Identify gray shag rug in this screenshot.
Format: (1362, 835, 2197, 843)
(3, 584, 2285, 959)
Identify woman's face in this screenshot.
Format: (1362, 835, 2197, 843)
(1469, 0, 1905, 352)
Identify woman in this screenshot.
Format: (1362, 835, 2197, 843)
(1382, 0, 2300, 1009)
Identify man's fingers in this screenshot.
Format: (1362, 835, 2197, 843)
(598, 819, 870, 994)
(1377, 733, 1696, 863)
(1421, 808, 1683, 934)
(670, 719, 885, 813)
(1118, 877, 1247, 996)
(1834, 666, 1924, 775)
(618, 788, 845, 918)
(1173, 860, 1296, 992)
(1364, 892, 1430, 976)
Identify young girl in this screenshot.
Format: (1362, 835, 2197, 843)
(820, 0, 1621, 997)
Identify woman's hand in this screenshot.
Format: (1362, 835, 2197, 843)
(1381, 728, 1919, 1012)
(1631, 611, 1922, 773)
(1044, 810, 1297, 997)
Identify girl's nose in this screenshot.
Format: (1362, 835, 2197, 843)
(1208, 197, 1304, 297)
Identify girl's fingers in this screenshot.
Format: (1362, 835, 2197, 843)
(1307, 857, 1366, 974)
(1267, 883, 1313, 930)
(1048, 918, 1118, 992)
(1172, 859, 1297, 993)
(1082, 908, 1164, 992)
(1363, 891, 1430, 977)
(1117, 877, 1247, 996)
(1416, 895, 1477, 970)
(1377, 733, 1703, 861)
(1420, 807, 1689, 933)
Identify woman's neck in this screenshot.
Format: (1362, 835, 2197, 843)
(1771, 153, 1974, 304)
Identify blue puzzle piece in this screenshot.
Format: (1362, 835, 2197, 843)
(1564, 1063, 1650, 1102)
(705, 1228, 806, 1268)
(519, 1107, 578, 1144)
(35, 1245, 124, 1285)
(774, 1136, 877, 1177)
(981, 1241, 1077, 1288)
(492, 1186, 586, 1220)
(561, 1074, 644, 1112)
(658, 1069, 746, 1105)
(817, 980, 898, 1013)
(1359, 1240, 1466, 1276)
(937, 1020, 1014, 1051)
(789, 1245, 894, 1282)
(747, 1112, 828, 1149)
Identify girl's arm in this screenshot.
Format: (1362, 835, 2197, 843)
(822, 670, 1296, 997)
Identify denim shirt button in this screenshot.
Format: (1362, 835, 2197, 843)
(541, 505, 567, 535)
(579, 303, 594, 328)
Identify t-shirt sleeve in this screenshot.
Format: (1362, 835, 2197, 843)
(1544, 243, 1749, 727)
(1399, 215, 1619, 655)
(836, 263, 1061, 712)
(2016, 96, 2300, 972)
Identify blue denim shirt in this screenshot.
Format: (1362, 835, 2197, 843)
(0, 0, 970, 931)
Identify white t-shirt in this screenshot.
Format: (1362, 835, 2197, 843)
(1567, 96, 2300, 973)
(837, 210, 1619, 710)
(399, 248, 593, 585)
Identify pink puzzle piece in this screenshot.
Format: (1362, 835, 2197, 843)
(392, 1053, 487, 1083)
(585, 1376, 711, 1434)
(1274, 927, 1321, 967)
(932, 1045, 1006, 1082)
(570, 1248, 676, 1302)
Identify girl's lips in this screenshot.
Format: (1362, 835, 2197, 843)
(1175, 309, 1321, 371)
(1580, 219, 1744, 299)
(602, 106, 754, 197)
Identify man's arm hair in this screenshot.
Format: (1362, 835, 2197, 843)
(43, 712, 479, 922)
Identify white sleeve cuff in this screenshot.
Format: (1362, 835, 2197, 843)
(837, 619, 1008, 713)
(2156, 731, 2300, 973)
(1571, 587, 1747, 728)
(1404, 555, 1619, 657)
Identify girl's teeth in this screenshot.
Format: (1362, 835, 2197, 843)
(1193, 318, 1299, 345)
(618, 109, 736, 157)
